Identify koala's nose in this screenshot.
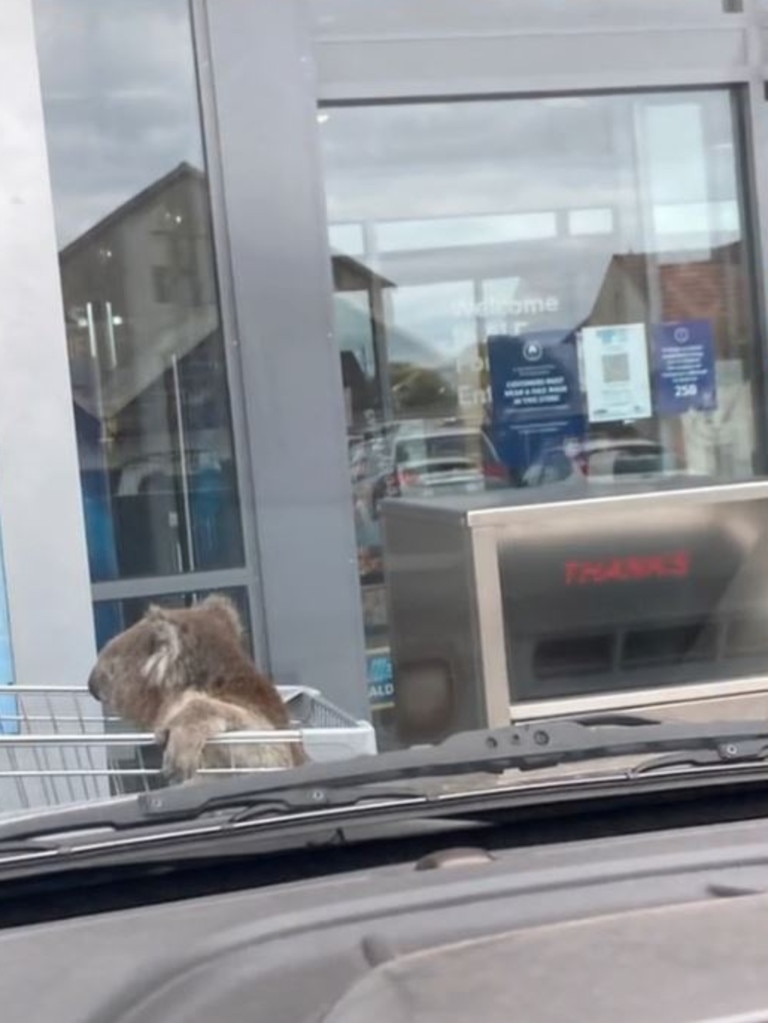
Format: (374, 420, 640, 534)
(87, 669, 101, 702)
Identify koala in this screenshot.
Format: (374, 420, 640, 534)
(87, 594, 307, 783)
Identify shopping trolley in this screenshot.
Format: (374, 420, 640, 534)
(0, 684, 377, 814)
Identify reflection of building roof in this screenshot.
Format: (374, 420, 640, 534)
(590, 242, 747, 353)
(59, 162, 206, 260)
(62, 164, 399, 424)
(60, 162, 216, 422)
(331, 252, 394, 292)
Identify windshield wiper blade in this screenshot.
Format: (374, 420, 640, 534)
(2, 714, 768, 843)
(0, 783, 427, 849)
(631, 737, 768, 776)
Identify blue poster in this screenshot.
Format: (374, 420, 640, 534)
(366, 651, 394, 711)
(487, 330, 582, 423)
(653, 319, 717, 415)
(487, 330, 585, 481)
(487, 414, 586, 486)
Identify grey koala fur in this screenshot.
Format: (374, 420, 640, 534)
(87, 594, 306, 783)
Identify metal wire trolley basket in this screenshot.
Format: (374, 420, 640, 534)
(0, 685, 377, 814)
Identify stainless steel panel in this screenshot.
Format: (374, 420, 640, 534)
(509, 673, 768, 722)
(469, 526, 510, 729)
(495, 484, 768, 700)
(382, 511, 489, 743)
(383, 480, 768, 742)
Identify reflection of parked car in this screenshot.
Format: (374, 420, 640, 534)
(522, 437, 683, 488)
(371, 426, 510, 516)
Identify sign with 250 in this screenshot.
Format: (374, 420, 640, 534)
(652, 320, 717, 416)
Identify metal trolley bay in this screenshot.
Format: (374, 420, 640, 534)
(0, 685, 377, 813)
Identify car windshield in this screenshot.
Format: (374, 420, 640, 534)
(3, 0, 768, 865)
(395, 433, 483, 466)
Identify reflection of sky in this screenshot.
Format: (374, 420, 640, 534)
(321, 93, 738, 228)
(33, 0, 205, 248)
(391, 281, 476, 366)
(334, 292, 375, 372)
(30, 4, 747, 377)
(320, 91, 743, 364)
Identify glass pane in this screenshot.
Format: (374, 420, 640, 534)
(93, 586, 252, 654)
(33, 0, 245, 582)
(320, 89, 761, 729)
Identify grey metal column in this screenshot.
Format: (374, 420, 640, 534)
(743, 0, 768, 474)
(0, 0, 97, 687)
(200, 0, 368, 717)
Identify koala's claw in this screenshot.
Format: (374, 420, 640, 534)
(161, 727, 206, 783)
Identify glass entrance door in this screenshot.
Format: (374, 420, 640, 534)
(319, 89, 762, 739)
(32, 0, 255, 650)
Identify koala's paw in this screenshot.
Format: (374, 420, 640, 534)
(159, 726, 206, 784)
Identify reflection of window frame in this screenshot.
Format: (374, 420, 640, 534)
(151, 265, 173, 304)
(333, 254, 397, 424)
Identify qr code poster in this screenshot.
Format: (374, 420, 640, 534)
(580, 323, 652, 424)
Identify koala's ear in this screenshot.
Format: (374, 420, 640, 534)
(140, 606, 182, 685)
(199, 594, 244, 641)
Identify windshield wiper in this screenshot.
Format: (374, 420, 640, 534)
(1, 713, 768, 846)
(631, 738, 768, 776)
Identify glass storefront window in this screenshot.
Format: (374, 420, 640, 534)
(319, 89, 761, 733)
(33, 0, 245, 591)
(93, 586, 252, 655)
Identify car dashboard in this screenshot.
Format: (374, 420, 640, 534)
(2, 808, 768, 1022)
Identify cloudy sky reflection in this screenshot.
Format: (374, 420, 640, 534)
(320, 91, 745, 360)
(34, 0, 204, 248)
(31, 2, 748, 377)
